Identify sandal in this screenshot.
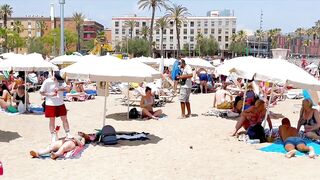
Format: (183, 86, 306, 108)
(30, 151, 39, 158)
(50, 153, 59, 160)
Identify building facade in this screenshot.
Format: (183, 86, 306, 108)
(111, 10, 237, 57)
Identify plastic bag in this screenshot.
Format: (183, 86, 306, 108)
(18, 101, 26, 114)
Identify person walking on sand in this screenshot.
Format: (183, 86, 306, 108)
(279, 118, 315, 158)
(177, 59, 193, 119)
(40, 71, 72, 143)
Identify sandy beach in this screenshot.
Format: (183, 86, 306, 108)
(0, 91, 319, 180)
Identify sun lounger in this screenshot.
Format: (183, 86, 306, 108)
(120, 86, 141, 105)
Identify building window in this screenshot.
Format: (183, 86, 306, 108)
(218, 36, 221, 42)
(232, 21, 236, 26)
(170, 21, 174, 27)
(156, 38, 160, 42)
(218, 28, 222, 34)
(28, 21, 31, 25)
(184, 23, 187, 27)
(122, 29, 126, 35)
(183, 29, 187, 35)
(156, 30, 160, 34)
(226, 21, 229, 26)
(211, 29, 215, 34)
(232, 28, 236, 34)
(115, 29, 119, 34)
(163, 37, 167, 41)
(225, 43, 229, 49)
(211, 21, 215, 26)
(170, 36, 173, 42)
(190, 21, 194, 27)
(135, 22, 139, 27)
(190, 29, 194, 35)
(163, 44, 166, 48)
(204, 28, 208, 34)
(204, 21, 208, 27)
(115, 21, 119, 27)
(142, 22, 146, 26)
(197, 21, 201, 27)
(225, 31, 229, 35)
(163, 29, 167, 34)
(183, 36, 187, 40)
(190, 37, 194, 42)
(218, 21, 222, 26)
(225, 36, 229, 42)
(170, 29, 173, 35)
(135, 29, 139, 35)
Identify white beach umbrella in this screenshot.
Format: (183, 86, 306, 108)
(50, 55, 83, 65)
(182, 57, 215, 69)
(130, 56, 158, 65)
(156, 58, 176, 67)
(0, 52, 19, 59)
(306, 63, 318, 70)
(60, 55, 161, 125)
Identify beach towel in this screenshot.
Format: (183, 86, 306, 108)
(0, 108, 20, 116)
(38, 144, 88, 160)
(94, 131, 150, 142)
(85, 89, 97, 96)
(260, 140, 320, 156)
(29, 104, 44, 114)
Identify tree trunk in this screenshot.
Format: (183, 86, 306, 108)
(160, 28, 163, 57)
(149, 6, 156, 57)
(175, 23, 180, 57)
(77, 26, 81, 52)
(130, 27, 133, 39)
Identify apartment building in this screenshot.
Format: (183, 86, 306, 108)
(111, 9, 237, 57)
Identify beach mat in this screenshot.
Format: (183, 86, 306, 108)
(260, 140, 320, 156)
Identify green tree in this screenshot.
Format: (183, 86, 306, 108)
(166, 3, 189, 57)
(36, 21, 47, 37)
(140, 26, 150, 40)
(196, 36, 219, 56)
(138, 0, 168, 57)
(303, 39, 311, 56)
(195, 32, 204, 56)
(295, 28, 306, 55)
(125, 20, 136, 39)
(181, 43, 190, 56)
(285, 34, 293, 52)
(0, 4, 13, 28)
(156, 16, 169, 57)
(125, 38, 150, 57)
(72, 12, 85, 52)
(13, 20, 24, 34)
(6, 31, 25, 53)
(43, 28, 77, 55)
(229, 30, 247, 57)
(27, 37, 47, 54)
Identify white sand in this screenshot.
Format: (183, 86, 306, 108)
(0, 92, 319, 180)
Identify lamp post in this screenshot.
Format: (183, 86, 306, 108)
(246, 39, 249, 56)
(59, 0, 65, 55)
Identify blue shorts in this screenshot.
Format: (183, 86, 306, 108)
(284, 137, 306, 147)
(199, 74, 208, 81)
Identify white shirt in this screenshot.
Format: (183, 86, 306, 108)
(40, 78, 66, 106)
(181, 64, 193, 89)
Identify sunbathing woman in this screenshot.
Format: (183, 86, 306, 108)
(0, 83, 11, 110)
(12, 85, 30, 109)
(30, 132, 90, 160)
(297, 99, 320, 140)
(232, 99, 272, 137)
(140, 86, 162, 120)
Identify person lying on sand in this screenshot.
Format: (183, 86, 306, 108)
(29, 132, 90, 160)
(279, 118, 315, 158)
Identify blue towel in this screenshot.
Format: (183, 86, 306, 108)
(85, 90, 97, 96)
(260, 140, 320, 156)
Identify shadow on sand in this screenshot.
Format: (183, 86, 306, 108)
(0, 130, 22, 142)
(106, 112, 168, 121)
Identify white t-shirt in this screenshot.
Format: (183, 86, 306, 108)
(40, 78, 66, 106)
(181, 64, 193, 89)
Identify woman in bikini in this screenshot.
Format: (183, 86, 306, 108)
(297, 99, 320, 140)
(30, 132, 91, 160)
(232, 99, 273, 136)
(140, 86, 162, 120)
(0, 83, 11, 110)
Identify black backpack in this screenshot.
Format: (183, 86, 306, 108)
(100, 125, 118, 145)
(129, 108, 140, 119)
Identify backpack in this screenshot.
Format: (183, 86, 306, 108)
(100, 125, 118, 145)
(129, 108, 140, 119)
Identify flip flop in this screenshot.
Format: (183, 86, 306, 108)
(30, 151, 39, 158)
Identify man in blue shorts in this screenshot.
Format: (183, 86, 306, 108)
(279, 118, 315, 158)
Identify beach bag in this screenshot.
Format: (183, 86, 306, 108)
(217, 101, 232, 109)
(7, 105, 18, 113)
(100, 125, 117, 145)
(247, 123, 266, 143)
(17, 101, 25, 114)
(129, 108, 140, 119)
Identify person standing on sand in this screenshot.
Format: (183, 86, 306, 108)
(279, 118, 315, 158)
(177, 59, 193, 119)
(40, 71, 72, 143)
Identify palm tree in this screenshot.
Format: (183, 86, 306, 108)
(295, 28, 306, 55)
(303, 39, 311, 56)
(13, 20, 24, 34)
(285, 34, 293, 53)
(125, 20, 136, 39)
(165, 3, 190, 57)
(72, 12, 85, 52)
(0, 4, 13, 28)
(36, 21, 47, 37)
(267, 28, 281, 49)
(196, 32, 203, 56)
(140, 26, 150, 39)
(138, 0, 168, 57)
(237, 30, 247, 42)
(156, 16, 169, 57)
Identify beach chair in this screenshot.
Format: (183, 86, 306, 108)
(120, 86, 141, 106)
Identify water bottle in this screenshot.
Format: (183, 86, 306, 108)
(0, 161, 3, 175)
(247, 139, 260, 144)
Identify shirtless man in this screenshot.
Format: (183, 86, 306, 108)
(279, 118, 315, 158)
(213, 83, 233, 108)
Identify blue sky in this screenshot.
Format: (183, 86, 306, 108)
(0, 0, 319, 33)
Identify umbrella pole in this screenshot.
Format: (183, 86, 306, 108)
(262, 82, 275, 129)
(24, 71, 27, 112)
(102, 81, 107, 126)
(241, 79, 248, 112)
(127, 82, 130, 119)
